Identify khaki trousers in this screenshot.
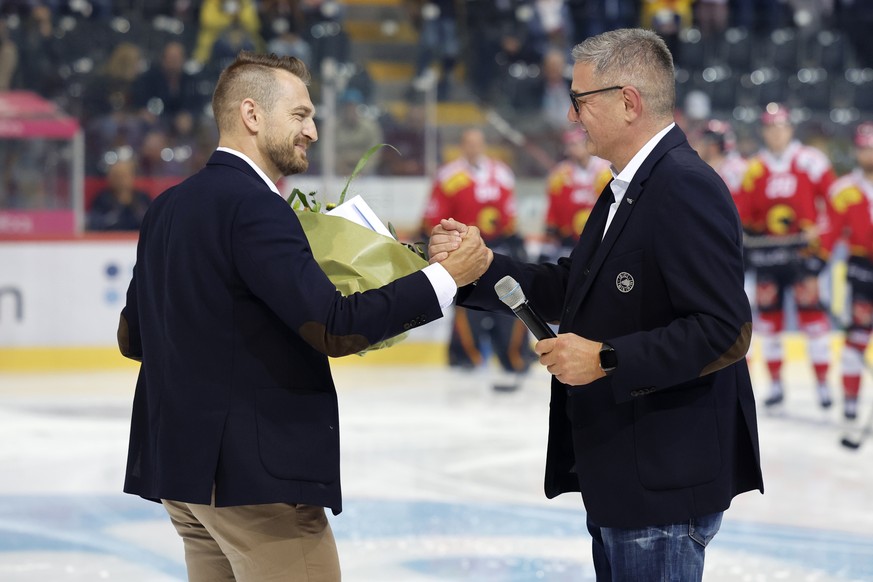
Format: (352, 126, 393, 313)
(162, 496, 341, 582)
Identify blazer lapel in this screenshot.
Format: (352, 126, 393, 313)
(562, 125, 688, 320)
(561, 182, 614, 316)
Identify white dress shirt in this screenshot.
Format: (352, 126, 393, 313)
(216, 147, 458, 308)
(603, 123, 676, 238)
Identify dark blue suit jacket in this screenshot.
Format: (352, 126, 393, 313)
(461, 126, 764, 528)
(119, 151, 443, 514)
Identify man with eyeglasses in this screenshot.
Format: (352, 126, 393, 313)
(539, 127, 612, 263)
(429, 28, 763, 581)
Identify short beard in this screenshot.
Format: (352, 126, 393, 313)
(266, 134, 309, 176)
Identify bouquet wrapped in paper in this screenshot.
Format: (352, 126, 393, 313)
(291, 145, 427, 354)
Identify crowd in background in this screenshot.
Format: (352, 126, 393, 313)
(1, 0, 871, 415)
(0, 0, 870, 226)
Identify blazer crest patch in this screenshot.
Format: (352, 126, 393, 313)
(616, 271, 635, 293)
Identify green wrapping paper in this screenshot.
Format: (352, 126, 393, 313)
(295, 210, 428, 354)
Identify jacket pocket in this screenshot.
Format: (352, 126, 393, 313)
(255, 389, 340, 484)
(633, 379, 721, 491)
(599, 249, 643, 329)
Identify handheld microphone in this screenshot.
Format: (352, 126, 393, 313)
(494, 275, 557, 340)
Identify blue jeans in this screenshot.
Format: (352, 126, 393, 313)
(587, 512, 723, 582)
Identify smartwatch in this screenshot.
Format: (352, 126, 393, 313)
(599, 343, 617, 375)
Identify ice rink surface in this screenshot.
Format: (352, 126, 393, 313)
(1, 354, 872, 582)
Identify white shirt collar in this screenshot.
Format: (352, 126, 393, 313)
(216, 147, 283, 197)
(608, 122, 676, 201)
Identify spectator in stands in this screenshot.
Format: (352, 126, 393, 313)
(300, 0, 349, 69)
(840, 0, 873, 68)
(378, 101, 430, 176)
(343, 59, 376, 103)
(568, 0, 638, 39)
(0, 2, 26, 17)
(693, 0, 731, 62)
(640, 0, 693, 59)
(731, 0, 789, 32)
(138, 128, 189, 178)
(787, 0, 834, 30)
(334, 88, 383, 176)
(695, 0, 730, 40)
(193, 0, 263, 66)
(464, 0, 517, 103)
(408, 0, 460, 100)
(85, 116, 150, 175)
(87, 159, 152, 231)
(301, 0, 345, 25)
(0, 138, 54, 209)
(133, 41, 201, 130)
(137, 0, 199, 23)
(259, 0, 304, 29)
(259, 0, 312, 64)
(0, 17, 18, 90)
(528, 0, 574, 53)
(495, 22, 546, 110)
(680, 89, 713, 143)
(13, 4, 63, 99)
(82, 42, 144, 122)
(538, 48, 571, 131)
(501, 47, 570, 170)
(81, 42, 148, 173)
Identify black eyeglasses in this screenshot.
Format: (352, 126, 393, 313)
(569, 86, 624, 114)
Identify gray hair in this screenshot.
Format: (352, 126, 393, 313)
(571, 29, 675, 119)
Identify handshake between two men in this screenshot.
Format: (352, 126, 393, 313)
(427, 218, 609, 387)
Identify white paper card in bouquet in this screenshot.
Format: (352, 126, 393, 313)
(326, 195, 395, 239)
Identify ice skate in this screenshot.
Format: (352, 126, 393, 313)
(764, 381, 784, 407)
(816, 383, 833, 409)
(844, 396, 859, 421)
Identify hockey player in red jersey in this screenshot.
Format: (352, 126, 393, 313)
(740, 103, 837, 409)
(422, 128, 532, 390)
(695, 119, 749, 213)
(540, 127, 612, 262)
(827, 121, 873, 420)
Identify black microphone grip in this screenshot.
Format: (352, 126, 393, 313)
(513, 301, 557, 340)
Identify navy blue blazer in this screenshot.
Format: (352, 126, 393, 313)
(461, 126, 764, 528)
(119, 151, 443, 514)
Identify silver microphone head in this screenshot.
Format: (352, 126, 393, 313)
(494, 275, 525, 310)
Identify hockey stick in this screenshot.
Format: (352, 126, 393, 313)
(484, 109, 557, 174)
(743, 232, 811, 249)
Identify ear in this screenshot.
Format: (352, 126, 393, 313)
(621, 86, 643, 122)
(239, 97, 260, 135)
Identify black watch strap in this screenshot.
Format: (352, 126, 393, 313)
(599, 343, 617, 375)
